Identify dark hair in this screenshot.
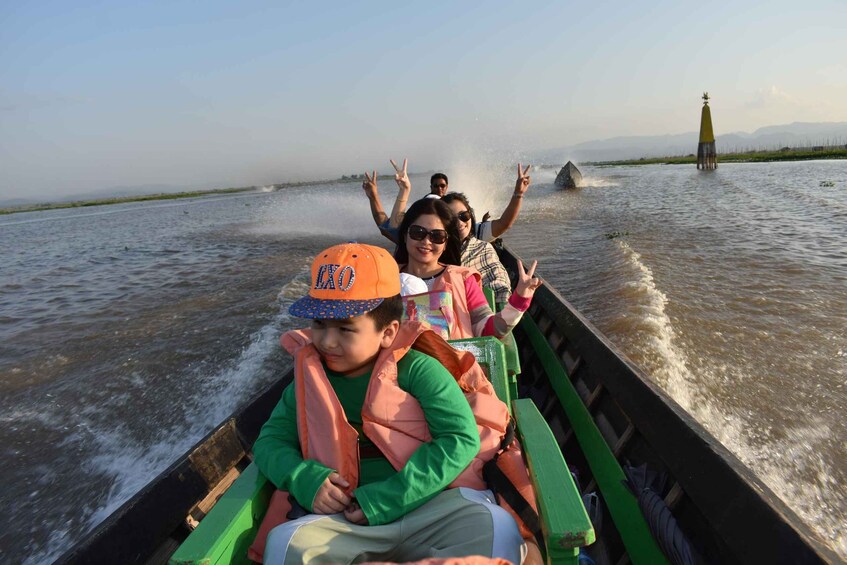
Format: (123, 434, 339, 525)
(394, 197, 462, 266)
(430, 173, 448, 186)
(441, 192, 476, 240)
(366, 294, 403, 330)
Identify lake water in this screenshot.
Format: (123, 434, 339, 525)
(1, 160, 845, 562)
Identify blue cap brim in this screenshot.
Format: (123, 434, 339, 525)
(288, 295, 385, 320)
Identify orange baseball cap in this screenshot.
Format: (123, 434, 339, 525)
(289, 242, 401, 319)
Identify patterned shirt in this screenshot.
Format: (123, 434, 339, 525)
(461, 236, 511, 304)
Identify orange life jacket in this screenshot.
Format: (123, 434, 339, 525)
(248, 321, 537, 562)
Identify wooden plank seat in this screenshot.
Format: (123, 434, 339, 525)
(169, 337, 593, 565)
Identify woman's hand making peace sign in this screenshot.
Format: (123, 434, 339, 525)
(514, 163, 531, 196)
(514, 259, 542, 298)
(390, 158, 411, 192)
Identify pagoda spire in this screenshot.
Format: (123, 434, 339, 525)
(697, 92, 717, 170)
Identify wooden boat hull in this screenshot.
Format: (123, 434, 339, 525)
(56, 245, 838, 565)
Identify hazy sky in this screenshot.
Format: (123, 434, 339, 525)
(2, 1, 846, 199)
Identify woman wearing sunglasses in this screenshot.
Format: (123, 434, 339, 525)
(394, 197, 541, 339)
(442, 192, 511, 305)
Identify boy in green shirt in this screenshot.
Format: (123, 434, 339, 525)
(252, 242, 524, 564)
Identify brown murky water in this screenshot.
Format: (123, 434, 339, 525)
(1, 161, 845, 562)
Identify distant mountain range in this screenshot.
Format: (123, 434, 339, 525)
(534, 121, 847, 163)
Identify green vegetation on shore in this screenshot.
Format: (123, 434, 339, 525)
(0, 186, 256, 216)
(0, 178, 355, 216)
(592, 145, 847, 166)
(5, 147, 844, 216)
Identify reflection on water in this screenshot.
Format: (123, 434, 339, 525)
(1, 163, 845, 561)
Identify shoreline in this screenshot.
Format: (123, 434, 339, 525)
(0, 178, 362, 216)
(4, 152, 844, 214)
(590, 146, 847, 166)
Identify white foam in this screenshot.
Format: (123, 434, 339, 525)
(618, 241, 696, 408)
(86, 272, 310, 527)
(440, 143, 544, 220)
(579, 176, 619, 188)
(251, 185, 379, 239)
(21, 527, 71, 565)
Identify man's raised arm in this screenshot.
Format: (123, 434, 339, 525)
(362, 170, 388, 226)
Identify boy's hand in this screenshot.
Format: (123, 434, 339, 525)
(344, 501, 369, 525)
(312, 472, 351, 514)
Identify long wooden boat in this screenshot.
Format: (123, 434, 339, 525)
(554, 161, 582, 189)
(55, 244, 839, 565)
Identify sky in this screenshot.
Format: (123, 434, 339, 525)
(2, 0, 846, 200)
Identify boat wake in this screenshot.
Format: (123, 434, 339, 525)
(578, 176, 619, 188)
(615, 241, 697, 407)
(84, 316, 291, 525)
(615, 240, 847, 558)
(252, 186, 379, 240)
(21, 270, 312, 565)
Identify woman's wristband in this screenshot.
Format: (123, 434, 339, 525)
(512, 193, 523, 199)
(507, 292, 532, 312)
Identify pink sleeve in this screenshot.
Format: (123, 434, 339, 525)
(481, 288, 534, 337)
(464, 275, 488, 310)
(464, 276, 498, 336)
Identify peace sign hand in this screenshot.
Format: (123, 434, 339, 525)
(514, 163, 532, 195)
(362, 170, 378, 198)
(514, 259, 542, 298)
(390, 158, 411, 192)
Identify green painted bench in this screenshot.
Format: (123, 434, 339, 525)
(449, 338, 594, 563)
(482, 287, 522, 401)
(169, 337, 593, 565)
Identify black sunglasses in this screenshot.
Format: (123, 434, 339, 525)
(432, 183, 447, 189)
(457, 211, 472, 222)
(408, 225, 448, 244)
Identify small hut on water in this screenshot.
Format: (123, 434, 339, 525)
(697, 92, 717, 170)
